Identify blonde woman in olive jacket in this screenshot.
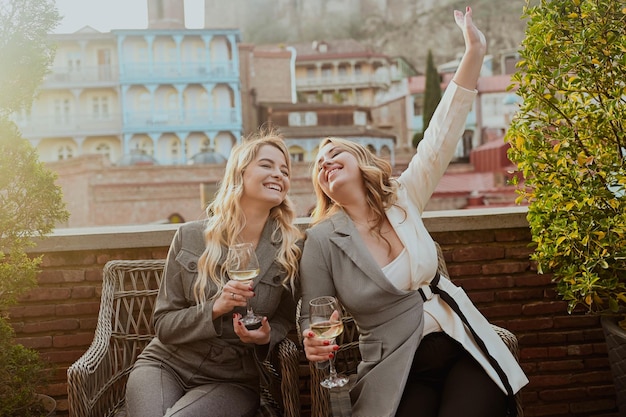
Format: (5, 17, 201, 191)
(300, 7, 528, 417)
(126, 134, 302, 417)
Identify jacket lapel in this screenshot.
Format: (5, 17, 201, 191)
(329, 211, 405, 295)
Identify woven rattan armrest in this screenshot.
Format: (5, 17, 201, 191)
(261, 337, 301, 417)
(68, 259, 165, 417)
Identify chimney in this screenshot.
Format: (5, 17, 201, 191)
(147, 0, 185, 29)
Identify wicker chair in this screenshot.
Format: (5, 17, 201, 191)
(303, 243, 524, 417)
(67, 259, 300, 417)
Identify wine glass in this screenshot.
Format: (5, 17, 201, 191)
(309, 296, 349, 389)
(227, 243, 262, 328)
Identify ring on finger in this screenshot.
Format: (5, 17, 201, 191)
(231, 292, 236, 300)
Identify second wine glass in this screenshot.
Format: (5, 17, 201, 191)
(227, 243, 262, 328)
(309, 296, 349, 389)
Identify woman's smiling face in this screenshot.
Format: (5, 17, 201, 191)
(240, 144, 290, 209)
(315, 142, 362, 200)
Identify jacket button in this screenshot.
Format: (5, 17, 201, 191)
(189, 261, 197, 270)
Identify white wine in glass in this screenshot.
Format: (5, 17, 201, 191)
(227, 243, 262, 328)
(309, 296, 349, 389)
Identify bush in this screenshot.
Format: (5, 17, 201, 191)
(506, 0, 626, 315)
(0, 319, 49, 417)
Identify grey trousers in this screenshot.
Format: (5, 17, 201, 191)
(126, 361, 259, 417)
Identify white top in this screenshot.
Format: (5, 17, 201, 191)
(382, 248, 442, 336)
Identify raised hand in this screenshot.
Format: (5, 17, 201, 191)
(452, 6, 487, 90)
(454, 6, 486, 54)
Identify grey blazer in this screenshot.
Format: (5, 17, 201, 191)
(136, 220, 297, 391)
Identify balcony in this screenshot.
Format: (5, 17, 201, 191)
(296, 73, 391, 91)
(119, 61, 238, 84)
(14, 207, 619, 417)
(15, 113, 123, 139)
(123, 108, 240, 132)
(43, 66, 119, 88)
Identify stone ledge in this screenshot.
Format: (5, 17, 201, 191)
(30, 206, 529, 253)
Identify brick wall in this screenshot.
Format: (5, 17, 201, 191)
(13, 209, 619, 416)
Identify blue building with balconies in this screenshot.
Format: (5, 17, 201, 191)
(115, 25, 242, 165)
(16, 0, 243, 166)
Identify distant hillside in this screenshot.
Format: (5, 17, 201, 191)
(205, 0, 531, 73)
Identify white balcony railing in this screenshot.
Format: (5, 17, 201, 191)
(43, 66, 119, 87)
(16, 114, 123, 138)
(296, 73, 391, 89)
(124, 109, 240, 129)
(120, 61, 237, 82)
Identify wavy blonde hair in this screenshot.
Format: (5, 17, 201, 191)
(194, 132, 302, 306)
(310, 137, 402, 251)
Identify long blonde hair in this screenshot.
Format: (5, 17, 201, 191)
(194, 132, 302, 305)
(310, 137, 401, 248)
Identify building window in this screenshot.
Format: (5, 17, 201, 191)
(58, 145, 73, 160)
(304, 112, 317, 126)
(288, 112, 302, 126)
(354, 111, 367, 126)
(54, 99, 71, 124)
(134, 138, 153, 156)
(355, 90, 364, 104)
(67, 52, 81, 72)
(413, 93, 424, 116)
(322, 66, 332, 79)
(95, 143, 111, 160)
(291, 152, 304, 162)
(92, 96, 110, 119)
(170, 139, 180, 158)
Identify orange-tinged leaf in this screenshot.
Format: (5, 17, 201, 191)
(593, 231, 606, 240)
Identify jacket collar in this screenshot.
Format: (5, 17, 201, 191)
(328, 210, 405, 295)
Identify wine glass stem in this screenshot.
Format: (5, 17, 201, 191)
(328, 356, 338, 379)
(328, 338, 338, 378)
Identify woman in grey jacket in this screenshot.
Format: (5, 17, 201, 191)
(126, 133, 302, 417)
(300, 7, 528, 417)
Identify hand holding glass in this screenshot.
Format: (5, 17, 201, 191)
(309, 296, 349, 388)
(227, 243, 262, 328)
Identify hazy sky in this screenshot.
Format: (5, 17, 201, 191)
(53, 0, 204, 33)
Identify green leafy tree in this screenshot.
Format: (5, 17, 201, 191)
(0, 119, 68, 310)
(0, 0, 66, 415)
(0, 0, 59, 118)
(506, 0, 626, 315)
(422, 49, 441, 137)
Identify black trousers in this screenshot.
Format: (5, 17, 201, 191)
(395, 332, 507, 417)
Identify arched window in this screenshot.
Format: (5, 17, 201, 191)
(58, 145, 73, 160)
(200, 138, 211, 152)
(95, 143, 111, 160)
(170, 138, 180, 158)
